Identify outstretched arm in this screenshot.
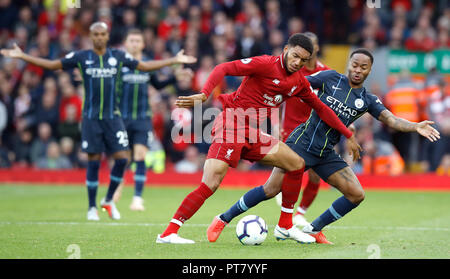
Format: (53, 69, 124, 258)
(1, 43, 62, 70)
(378, 109, 440, 142)
(176, 56, 269, 108)
(136, 49, 197, 72)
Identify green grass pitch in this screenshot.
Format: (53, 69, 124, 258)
(0, 184, 449, 259)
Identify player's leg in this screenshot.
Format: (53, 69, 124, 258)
(216, 141, 303, 223)
(294, 169, 321, 227)
(157, 158, 229, 244)
(100, 119, 131, 220)
(208, 141, 314, 243)
(257, 141, 308, 230)
(129, 143, 148, 211)
(86, 153, 101, 221)
(303, 166, 364, 244)
(81, 119, 104, 221)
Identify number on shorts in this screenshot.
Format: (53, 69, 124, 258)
(116, 131, 129, 147)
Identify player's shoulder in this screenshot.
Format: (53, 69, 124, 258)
(316, 60, 331, 71)
(110, 48, 134, 59)
(239, 54, 275, 65)
(310, 69, 340, 79)
(63, 49, 88, 59)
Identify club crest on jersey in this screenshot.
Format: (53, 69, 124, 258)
(108, 57, 117, 66)
(240, 58, 252, 64)
(274, 94, 283, 103)
(354, 98, 364, 109)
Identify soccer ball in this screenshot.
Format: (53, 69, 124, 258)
(235, 215, 268, 245)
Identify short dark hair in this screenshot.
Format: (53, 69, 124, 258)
(287, 33, 314, 55)
(303, 32, 318, 44)
(125, 28, 143, 40)
(350, 48, 374, 64)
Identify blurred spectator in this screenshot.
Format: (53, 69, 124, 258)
(384, 71, 425, 172)
(36, 141, 72, 169)
(422, 71, 450, 172)
(174, 145, 203, 173)
(12, 129, 33, 166)
(32, 77, 60, 131)
(157, 5, 188, 40)
(60, 136, 77, 166)
(30, 122, 55, 165)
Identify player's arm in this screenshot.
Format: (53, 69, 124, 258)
(176, 56, 269, 108)
(346, 124, 362, 162)
(378, 109, 440, 142)
(136, 49, 197, 72)
(297, 83, 353, 139)
(1, 43, 62, 70)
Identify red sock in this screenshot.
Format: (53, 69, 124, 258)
(161, 183, 213, 237)
(278, 168, 304, 229)
(298, 179, 320, 214)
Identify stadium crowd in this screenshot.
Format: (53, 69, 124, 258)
(0, 0, 448, 175)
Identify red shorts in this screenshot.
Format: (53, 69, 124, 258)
(206, 111, 279, 168)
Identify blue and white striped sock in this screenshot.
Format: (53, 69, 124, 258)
(311, 196, 358, 231)
(220, 186, 267, 223)
(86, 160, 100, 208)
(105, 159, 128, 202)
(134, 160, 146, 197)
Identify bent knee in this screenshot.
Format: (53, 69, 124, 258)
(285, 154, 305, 172)
(347, 187, 365, 204)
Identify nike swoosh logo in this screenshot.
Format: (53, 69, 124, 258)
(332, 85, 342, 90)
(276, 228, 290, 238)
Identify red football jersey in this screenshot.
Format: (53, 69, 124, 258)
(200, 55, 351, 139)
(282, 60, 330, 140)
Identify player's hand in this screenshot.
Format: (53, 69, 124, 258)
(0, 43, 24, 58)
(346, 136, 362, 162)
(416, 120, 440, 142)
(175, 93, 207, 108)
(175, 49, 197, 64)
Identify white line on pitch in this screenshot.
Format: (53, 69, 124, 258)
(0, 221, 449, 232)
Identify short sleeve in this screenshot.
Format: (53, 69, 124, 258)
(367, 93, 387, 120)
(117, 50, 139, 70)
(60, 51, 79, 70)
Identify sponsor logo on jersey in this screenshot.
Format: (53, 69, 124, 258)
(326, 95, 358, 117)
(85, 67, 117, 78)
(123, 73, 150, 83)
(272, 79, 280, 85)
(240, 58, 252, 64)
(85, 60, 94, 65)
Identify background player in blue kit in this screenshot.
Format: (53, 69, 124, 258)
(0, 22, 197, 221)
(207, 48, 440, 244)
(113, 29, 194, 211)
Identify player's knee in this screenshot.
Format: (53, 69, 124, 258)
(134, 150, 146, 161)
(287, 155, 304, 172)
(348, 186, 365, 204)
(202, 160, 228, 192)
